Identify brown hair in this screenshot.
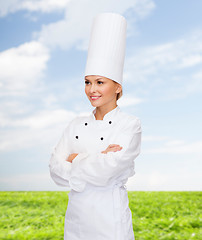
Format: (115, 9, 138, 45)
(116, 89, 123, 100)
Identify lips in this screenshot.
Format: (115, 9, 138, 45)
(90, 96, 101, 100)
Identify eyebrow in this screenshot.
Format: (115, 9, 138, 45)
(85, 77, 103, 81)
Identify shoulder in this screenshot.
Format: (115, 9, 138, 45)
(118, 110, 141, 133)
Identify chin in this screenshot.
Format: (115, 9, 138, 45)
(90, 102, 101, 107)
(88, 98, 101, 107)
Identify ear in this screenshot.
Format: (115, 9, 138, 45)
(115, 83, 122, 94)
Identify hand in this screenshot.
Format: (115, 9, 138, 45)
(101, 144, 123, 154)
(66, 153, 78, 163)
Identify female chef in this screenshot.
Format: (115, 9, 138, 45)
(49, 13, 142, 240)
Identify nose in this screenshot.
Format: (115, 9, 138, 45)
(89, 83, 97, 93)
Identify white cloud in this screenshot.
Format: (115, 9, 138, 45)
(165, 140, 185, 147)
(0, 100, 30, 116)
(0, 172, 63, 191)
(182, 70, 202, 95)
(179, 54, 202, 68)
(0, 0, 155, 19)
(21, 0, 71, 12)
(0, 0, 70, 17)
(24, 109, 75, 129)
(35, 0, 155, 50)
(0, 0, 18, 17)
(0, 41, 50, 96)
(0, 109, 76, 151)
(127, 170, 202, 191)
(125, 30, 202, 99)
(0, 109, 76, 129)
(142, 135, 168, 142)
(126, 31, 202, 81)
(145, 140, 202, 154)
(118, 94, 144, 107)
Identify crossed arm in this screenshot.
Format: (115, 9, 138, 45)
(49, 117, 141, 191)
(67, 144, 123, 163)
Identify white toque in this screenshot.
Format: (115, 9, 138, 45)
(84, 12, 127, 85)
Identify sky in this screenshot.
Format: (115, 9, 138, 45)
(0, 0, 201, 191)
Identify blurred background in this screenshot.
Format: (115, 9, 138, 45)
(0, 0, 201, 191)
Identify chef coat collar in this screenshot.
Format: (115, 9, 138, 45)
(91, 105, 120, 121)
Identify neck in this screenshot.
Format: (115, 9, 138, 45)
(95, 104, 118, 120)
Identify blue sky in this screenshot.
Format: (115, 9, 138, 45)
(0, 0, 201, 191)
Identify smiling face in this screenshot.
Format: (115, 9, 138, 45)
(85, 75, 122, 108)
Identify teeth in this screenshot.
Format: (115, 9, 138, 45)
(91, 96, 100, 99)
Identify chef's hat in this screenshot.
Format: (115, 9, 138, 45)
(84, 12, 127, 85)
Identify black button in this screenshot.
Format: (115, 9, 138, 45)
(109, 121, 112, 124)
(75, 136, 78, 139)
(100, 137, 104, 140)
(85, 122, 88, 126)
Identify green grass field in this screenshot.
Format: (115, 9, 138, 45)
(0, 191, 201, 240)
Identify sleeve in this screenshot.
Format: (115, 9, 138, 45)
(49, 121, 73, 187)
(69, 117, 142, 192)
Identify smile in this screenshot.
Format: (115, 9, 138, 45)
(90, 96, 101, 100)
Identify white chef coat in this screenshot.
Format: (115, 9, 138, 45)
(49, 105, 141, 240)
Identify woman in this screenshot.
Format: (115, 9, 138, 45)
(49, 13, 141, 240)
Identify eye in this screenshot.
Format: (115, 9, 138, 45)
(85, 80, 90, 85)
(97, 81, 103, 84)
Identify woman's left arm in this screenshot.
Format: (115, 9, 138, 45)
(68, 117, 142, 192)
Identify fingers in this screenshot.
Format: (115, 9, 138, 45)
(107, 145, 123, 152)
(112, 146, 122, 151)
(66, 153, 78, 162)
(109, 144, 122, 148)
(102, 144, 123, 154)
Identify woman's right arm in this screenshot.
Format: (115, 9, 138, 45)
(49, 123, 72, 187)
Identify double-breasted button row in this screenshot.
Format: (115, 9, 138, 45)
(84, 121, 112, 126)
(74, 121, 112, 140)
(75, 135, 104, 140)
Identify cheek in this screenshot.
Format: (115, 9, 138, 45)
(101, 85, 116, 96)
(85, 86, 88, 95)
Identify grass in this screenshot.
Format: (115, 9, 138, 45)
(0, 191, 201, 239)
(129, 191, 201, 240)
